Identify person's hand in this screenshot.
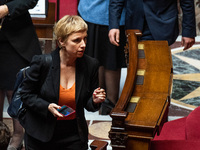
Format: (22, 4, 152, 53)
(93, 87, 106, 104)
(48, 103, 63, 117)
(181, 37, 195, 50)
(108, 29, 120, 46)
(0, 5, 9, 19)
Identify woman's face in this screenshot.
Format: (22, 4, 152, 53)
(61, 31, 87, 58)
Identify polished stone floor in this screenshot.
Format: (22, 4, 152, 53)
(171, 46, 200, 108)
(3, 38, 200, 150)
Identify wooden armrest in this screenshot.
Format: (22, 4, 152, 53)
(90, 140, 108, 150)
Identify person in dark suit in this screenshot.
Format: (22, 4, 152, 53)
(0, 0, 41, 149)
(19, 15, 106, 150)
(108, 0, 196, 50)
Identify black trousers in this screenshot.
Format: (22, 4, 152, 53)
(24, 119, 88, 150)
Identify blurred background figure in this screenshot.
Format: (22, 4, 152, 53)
(0, 0, 42, 149)
(109, 0, 196, 50)
(78, 0, 126, 115)
(0, 121, 11, 150)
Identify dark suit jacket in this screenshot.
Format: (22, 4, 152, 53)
(109, 0, 196, 45)
(20, 48, 100, 143)
(0, 0, 41, 62)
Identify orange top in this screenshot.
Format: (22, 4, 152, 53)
(57, 83, 76, 120)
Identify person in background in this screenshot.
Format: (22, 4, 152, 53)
(78, 0, 126, 115)
(0, 121, 11, 150)
(109, 0, 196, 50)
(19, 15, 106, 150)
(0, 0, 42, 150)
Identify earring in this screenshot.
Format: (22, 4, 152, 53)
(61, 46, 66, 50)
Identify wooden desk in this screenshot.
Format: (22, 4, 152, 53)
(32, 2, 56, 54)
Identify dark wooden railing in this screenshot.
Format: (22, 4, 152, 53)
(108, 30, 173, 150)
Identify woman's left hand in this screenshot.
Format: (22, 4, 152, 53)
(92, 87, 106, 104)
(0, 5, 9, 19)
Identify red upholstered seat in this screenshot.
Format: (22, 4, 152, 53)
(153, 117, 186, 141)
(151, 140, 200, 150)
(185, 106, 200, 140)
(151, 106, 200, 150)
(48, 0, 78, 20)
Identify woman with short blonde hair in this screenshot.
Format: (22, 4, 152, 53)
(54, 15, 88, 46)
(20, 15, 106, 150)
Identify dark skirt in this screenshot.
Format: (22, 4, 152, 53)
(85, 22, 127, 71)
(24, 119, 88, 150)
(0, 31, 29, 90)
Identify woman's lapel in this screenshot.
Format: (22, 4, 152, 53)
(51, 48, 61, 101)
(75, 57, 85, 104)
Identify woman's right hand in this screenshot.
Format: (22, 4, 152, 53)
(108, 29, 120, 46)
(48, 103, 63, 117)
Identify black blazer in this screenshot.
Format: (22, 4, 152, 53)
(0, 0, 41, 62)
(20, 48, 100, 143)
(109, 0, 196, 45)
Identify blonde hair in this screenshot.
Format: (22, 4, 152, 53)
(53, 15, 88, 46)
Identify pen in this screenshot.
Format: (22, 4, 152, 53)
(0, 17, 5, 30)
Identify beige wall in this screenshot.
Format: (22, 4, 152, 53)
(195, 0, 200, 35)
(178, 0, 200, 35)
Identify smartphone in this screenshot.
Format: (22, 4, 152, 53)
(57, 105, 75, 117)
